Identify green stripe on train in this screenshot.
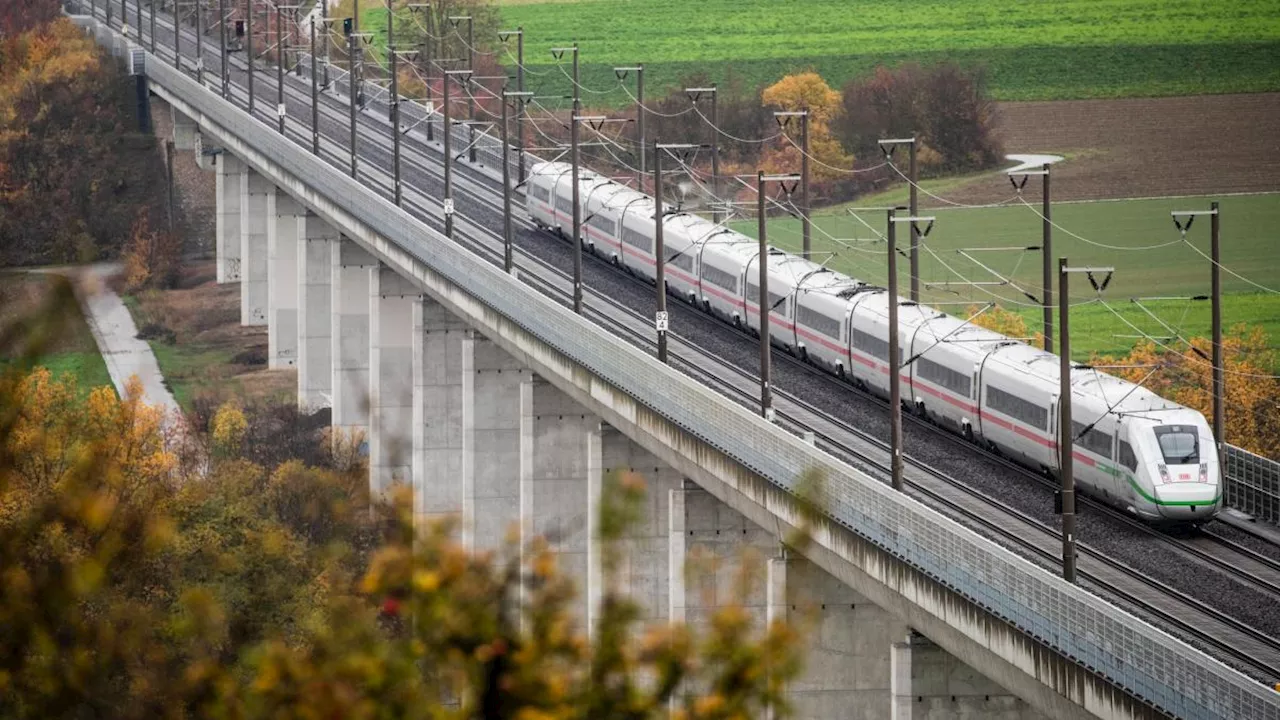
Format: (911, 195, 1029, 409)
(1124, 474, 1222, 507)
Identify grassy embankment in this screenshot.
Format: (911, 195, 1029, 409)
(491, 0, 1280, 105)
(0, 274, 113, 394)
(731, 193, 1280, 367)
(122, 264, 293, 412)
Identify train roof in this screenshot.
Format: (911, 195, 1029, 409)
(584, 180, 639, 208)
(988, 341, 1180, 416)
(917, 312, 1008, 347)
(530, 161, 1198, 426)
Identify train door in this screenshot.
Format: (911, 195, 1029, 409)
(1048, 394, 1060, 474)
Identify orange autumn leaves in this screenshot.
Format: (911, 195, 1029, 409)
(758, 72, 853, 182)
(1, 363, 810, 718)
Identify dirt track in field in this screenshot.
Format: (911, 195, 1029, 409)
(940, 93, 1280, 205)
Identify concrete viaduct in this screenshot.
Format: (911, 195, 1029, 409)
(71, 9, 1280, 719)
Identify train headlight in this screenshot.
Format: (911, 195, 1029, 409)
(1157, 464, 1169, 483)
(1199, 462, 1209, 483)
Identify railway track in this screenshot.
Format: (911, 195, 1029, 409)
(106, 5, 1280, 684)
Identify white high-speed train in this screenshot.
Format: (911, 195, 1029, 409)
(525, 162, 1221, 524)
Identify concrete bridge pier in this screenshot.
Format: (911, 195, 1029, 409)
(170, 106, 197, 150)
(330, 238, 377, 434)
(266, 188, 304, 369)
(461, 335, 529, 552)
(412, 298, 469, 527)
(239, 168, 271, 325)
(369, 266, 417, 493)
(214, 152, 244, 283)
(297, 213, 337, 411)
(520, 376, 602, 628)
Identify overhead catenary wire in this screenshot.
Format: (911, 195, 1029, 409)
(331, 25, 1280, 363)
(1013, 195, 1183, 251)
(884, 161, 1021, 209)
(1179, 233, 1280, 295)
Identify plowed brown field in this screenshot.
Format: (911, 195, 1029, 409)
(943, 93, 1280, 205)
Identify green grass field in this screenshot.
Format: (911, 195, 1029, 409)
(148, 342, 239, 412)
(0, 274, 113, 396)
(493, 0, 1280, 104)
(729, 193, 1280, 366)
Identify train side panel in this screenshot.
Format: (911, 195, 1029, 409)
(977, 347, 1059, 473)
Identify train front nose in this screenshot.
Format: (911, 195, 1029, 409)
(1154, 479, 1221, 521)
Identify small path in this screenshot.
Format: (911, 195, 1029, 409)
(54, 264, 182, 418)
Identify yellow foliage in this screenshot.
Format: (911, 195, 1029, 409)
(1093, 326, 1280, 459)
(761, 71, 841, 127)
(967, 304, 1044, 347)
(760, 72, 854, 180)
(4, 370, 173, 491)
(211, 401, 248, 457)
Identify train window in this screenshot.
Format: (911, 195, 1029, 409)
(670, 252, 694, 273)
(986, 385, 1047, 431)
(531, 184, 551, 203)
(851, 327, 890, 362)
(1071, 421, 1113, 458)
(797, 305, 841, 338)
(1153, 425, 1199, 465)
(746, 283, 787, 315)
(700, 264, 738, 292)
(917, 356, 971, 398)
(622, 226, 652, 253)
(1119, 440, 1138, 472)
(588, 215, 617, 236)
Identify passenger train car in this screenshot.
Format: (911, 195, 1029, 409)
(526, 162, 1221, 523)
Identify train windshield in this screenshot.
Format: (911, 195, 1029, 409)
(1153, 425, 1199, 465)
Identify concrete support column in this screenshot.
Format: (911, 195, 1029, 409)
(239, 168, 272, 326)
(600, 427, 684, 626)
(786, 558, 905, 720)
(215, 153, 244, 283)
(766, 556, 788, 720)
(171, 106, 197, 150)
(898, 634, 1047, 719)
(519, 376, 600, 625)
(412, 298, 469, 530)
(297, 214, 338, 410)
(766, 556, 787, 626)
(266, 188, 305, 369)
(194, 131, 214, 171)
(463, 336, 528, 552)
(330, 239, 377, 433)
(668, 487, 688, 627)
(370, 265, 418, 495)
(585, 423, 603, 638)
(891, 636, 914, 720)
(518, 375, 535, 624)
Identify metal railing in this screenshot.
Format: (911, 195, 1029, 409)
(1225, 444, 1280, 524)
(71, 10, 1280, 718)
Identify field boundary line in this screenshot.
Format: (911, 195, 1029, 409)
(917, 190, 1280, 212)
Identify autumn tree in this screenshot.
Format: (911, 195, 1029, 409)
(1093, 327, 1280, 460)
(836, 62, 1001, 174)
(121, 209, 182, 292)
(760, 71, 854, 182)
(1, 293, 812, 718)
(0, 9, 170, 267)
